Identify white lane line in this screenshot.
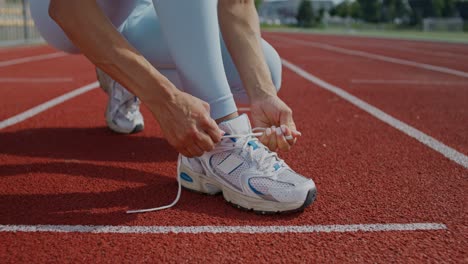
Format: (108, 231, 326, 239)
(336, 40, 468, 60)
(351, 79, 468, 86)
(272, 36, 468, 79)
(0, 52, 67, 68)
(0, 77, 73, 83)
(0, 223, 447, 234)
(0, 81, 99, 130)
(282, 59, 468, 169)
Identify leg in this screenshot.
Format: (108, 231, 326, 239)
(221, 37, 282, 104)
(152, 0, 237, 121)
(118, 2, 315, 215)
(121, 2, 281, 107)
(29, 0, 139, 53)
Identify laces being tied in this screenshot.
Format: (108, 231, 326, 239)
(126, 127, 275, 214)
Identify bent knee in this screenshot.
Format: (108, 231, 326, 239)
(30, 0, 80, 54)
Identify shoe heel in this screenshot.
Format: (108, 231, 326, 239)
(178, 163, 221, 195)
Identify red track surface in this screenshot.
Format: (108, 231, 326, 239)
(0, 33, 467, 262)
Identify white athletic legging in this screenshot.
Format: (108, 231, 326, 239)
(30, 0, 282, 119)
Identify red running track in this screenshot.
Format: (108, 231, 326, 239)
(265, 33, 468, 154)
(0, 33, 467, 262)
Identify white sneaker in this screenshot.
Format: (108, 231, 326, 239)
(126, 114, 316, 214)
(96, 68, 144, 134)
(178, 114, 316, 213)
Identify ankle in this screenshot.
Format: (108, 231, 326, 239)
(216, 112, 239, 124)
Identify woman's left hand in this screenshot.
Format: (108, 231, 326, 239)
(250, 95, 301, 151)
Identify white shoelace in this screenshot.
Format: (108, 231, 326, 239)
(126, 128, 287, 214)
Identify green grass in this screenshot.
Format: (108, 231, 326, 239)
(261, 25, 468, 44)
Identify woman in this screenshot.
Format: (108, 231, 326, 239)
(30, 0, 316, 213)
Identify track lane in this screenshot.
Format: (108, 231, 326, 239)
(265, 33, 468, 154)
(0, 45, 56, 61)
(0, 42, 467, 262)
(267, 33, 468, 72)
(1, 71, 466, 227)
(1, 231, 465, 263)
(0, 55, 95, 120)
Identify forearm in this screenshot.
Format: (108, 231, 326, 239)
(218, 0, 276, 101)
(49, 0, 178, 107)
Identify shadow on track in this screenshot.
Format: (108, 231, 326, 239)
(0, 127, 306, 224)
(0, 161, 304, 225)
(0, 162, 178, 225)
(0, 127, 176, 162)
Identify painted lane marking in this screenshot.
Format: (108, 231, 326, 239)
(351, 79, 468, 86)
(0, 81, 99, 130)
(0, 223, 447, 234)
(0, 52, 67, 68)
(0, 77, 73, 83)
(330, 40, 468, 60)
(272, 36, 468, 79)
(282, 59, 468, 169)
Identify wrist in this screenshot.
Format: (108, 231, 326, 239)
(248, 86, 278, 103)
(134, 71, 181, 113)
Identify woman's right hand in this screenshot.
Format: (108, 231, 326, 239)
(150, 91, 222, 157)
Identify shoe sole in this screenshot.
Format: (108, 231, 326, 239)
(178, 160, 316, 214)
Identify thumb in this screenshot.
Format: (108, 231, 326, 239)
(280, 110, 297, 132)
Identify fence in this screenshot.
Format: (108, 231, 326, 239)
(0, 0, 42, 46)
(423, 17, 464, 32)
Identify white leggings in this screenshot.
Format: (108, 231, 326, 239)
(30, 0, 282, 119)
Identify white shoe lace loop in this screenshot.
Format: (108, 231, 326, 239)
(126, 127, 282, 214)
(221, 128, 282, 175)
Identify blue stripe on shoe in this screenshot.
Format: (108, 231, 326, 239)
(274, 163, 281, 171)
(223, 133, 237, 142)
(248, 140, 259, 150)
(248, 179, 264, 195)
(180, 172, 193, 182)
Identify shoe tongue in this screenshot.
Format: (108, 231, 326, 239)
(218, 114, 251, 135)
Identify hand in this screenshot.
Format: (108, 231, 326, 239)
(250, 95, 301, 151)
(150, 91, 222, 157)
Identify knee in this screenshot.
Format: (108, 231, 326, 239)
(262, 39, 282, 92)
(120, 4, 173, 68)
(30, 0, 80, 54)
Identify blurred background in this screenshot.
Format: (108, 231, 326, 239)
(257, 0, 467, 42)
(0, 0, 41, 46)
(0, 0, 466, 46)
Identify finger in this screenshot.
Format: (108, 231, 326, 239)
(187, 144, 204, 157)
(180, 148, 194, 158)
(291, 129, 302, 137)
(259, 127, 272, 146)
(281, 126, 297, 146)
(202, 118, 223, 143)
(275, 126, 290, 151)
(282, 125, 297, 146)
(280, 110, 297, 132)
(267, 126, 278, 151)
(195, 132, 215, 152)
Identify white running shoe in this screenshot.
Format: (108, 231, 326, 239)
(127, 114, 316, 214)
(96, 68, 144, 134)
(178, 114, 316, 213)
